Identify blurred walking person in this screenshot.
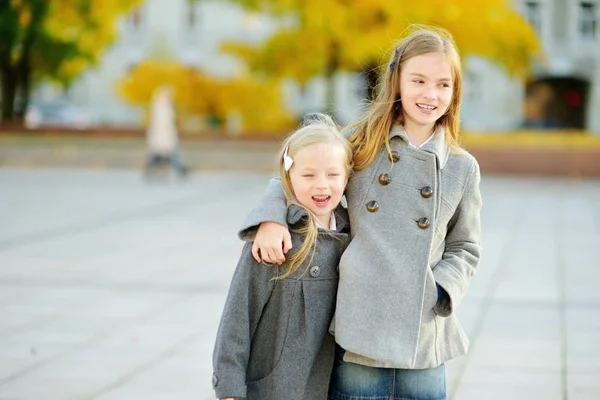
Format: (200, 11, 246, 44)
(144, 85, 188, 178)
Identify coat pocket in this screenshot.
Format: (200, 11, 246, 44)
(424, 268, 439, 312)
(246, 344, 290, 396)
(246, 312, 299, 399)
(246, 281, 297, 383)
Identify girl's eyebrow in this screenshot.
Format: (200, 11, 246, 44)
(409, 72, 452, 82)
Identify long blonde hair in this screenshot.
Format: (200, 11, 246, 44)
(348, 25, 463, 171)
(276, 114, 353, 280)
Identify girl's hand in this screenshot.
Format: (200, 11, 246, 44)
(251, 222, 292, 265)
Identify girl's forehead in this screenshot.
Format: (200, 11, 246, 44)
(293, 141, 347, 161)
(402, 52, 452, 77)
(295, 140, 343, 152)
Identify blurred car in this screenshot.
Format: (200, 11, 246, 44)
(25, 103, 92, 130)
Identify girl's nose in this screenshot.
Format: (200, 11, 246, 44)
(423, 86, 438, 99)
(316, 177, 328, 188)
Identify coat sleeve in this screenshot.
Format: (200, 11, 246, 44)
(238, 177, 288, 241)
(212, 242, 277, 398)
(432, 158, 482, 317)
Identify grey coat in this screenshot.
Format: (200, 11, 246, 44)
(239, 126, 482, 369)
(213, 205, 350, 399)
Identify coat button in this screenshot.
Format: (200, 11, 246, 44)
(310, 266, 321, 277)
(366, 200, 379, 212)
(417, 217, 430, 229)
(378, 173, 391, 185)
(388, 151, 400, 163)
(420, 186, 433, 198)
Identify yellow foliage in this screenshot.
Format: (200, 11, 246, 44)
(58, 58, 90, 81)
(18, 7, 31, 27)
(44, 0, 143, 81)
(116, 60, 295, 132)
(217, 77, 296, 132)
(222, 28, 330, 85)
(419, 0, 541, 77)
(225, 0, 542, 80)
(117, 61, 196, 109)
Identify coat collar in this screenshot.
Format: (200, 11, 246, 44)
(287, 203, 350, 233)
(388, 125, 450, 169)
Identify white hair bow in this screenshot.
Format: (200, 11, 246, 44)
(283, 146, 294, 171)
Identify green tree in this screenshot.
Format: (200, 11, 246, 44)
(0, 0, 141, 122)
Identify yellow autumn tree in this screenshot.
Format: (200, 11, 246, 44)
(0, 0, 142, 121)
(405, 0, 540, 76)
(216, 77, 296, 133)
(44, 0, 144, 82)
(116, 60, 295, 133)
(222, 0, 541, 108)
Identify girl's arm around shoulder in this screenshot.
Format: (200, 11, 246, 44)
(239, 178, 293, 265)
(433, 155, 482, 317)
(212, 242, 278, 399)
(238, 178, 288, 241)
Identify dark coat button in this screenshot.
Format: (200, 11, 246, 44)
(366, 200, 379, 212)
(388, 151, 400, 163)
(421, 186, 433, 198)
(378, 173, 391, 185)
(310, 266, 321, 277)
(417, 217, 430, 229)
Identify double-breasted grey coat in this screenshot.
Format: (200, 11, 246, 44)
(213, 205, 350, 399)
(240, 125, 482, 369)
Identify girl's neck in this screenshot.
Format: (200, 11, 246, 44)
(315, 213, 331, 229)
(402, 122, 436, 148)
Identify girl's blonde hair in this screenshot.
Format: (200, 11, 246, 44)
(276, 113, 353, 280)
(348, 25, 464, 171)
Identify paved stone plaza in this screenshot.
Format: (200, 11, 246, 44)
(0, 167, 599, 399)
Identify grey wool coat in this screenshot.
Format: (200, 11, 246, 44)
(239, 125, 482, 369)
(212, 204, 350, 400)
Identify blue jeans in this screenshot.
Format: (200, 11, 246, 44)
(329, 346, 447, 400)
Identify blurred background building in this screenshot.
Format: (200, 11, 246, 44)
(21, 0, 600, 134)
(514, 0, 599, 132)
(464, 0, 600, 132)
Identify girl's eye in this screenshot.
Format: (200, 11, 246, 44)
(413, 80, 424, 84)
(328, 173, 340, 177)
(441, 83, 451, 88)
(302, 174, 314, 178)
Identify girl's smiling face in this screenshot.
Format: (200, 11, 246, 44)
(288, 141, 348, 228)
(399, 52, 453, 133)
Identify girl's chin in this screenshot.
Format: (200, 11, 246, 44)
(408, 113, 439, 125)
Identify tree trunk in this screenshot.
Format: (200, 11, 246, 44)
(15, 54, 31, 119)
(1, 66, 17, 122)
(13, 1, 47, 121)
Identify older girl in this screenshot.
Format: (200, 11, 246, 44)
(241, 26, 482, 400)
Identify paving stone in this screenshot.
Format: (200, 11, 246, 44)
(0, 168, 598, 399)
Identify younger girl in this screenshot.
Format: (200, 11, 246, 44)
(212, 114, 353, 400)
(240, 26, 482, 400)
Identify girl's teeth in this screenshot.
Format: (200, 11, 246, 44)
(418, 104, 435, 110)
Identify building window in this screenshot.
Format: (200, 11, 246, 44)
(579, 2, 597, 39)
(524, 1, 542, 34)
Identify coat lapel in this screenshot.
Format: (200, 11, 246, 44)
(389, 125, 450, 169)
